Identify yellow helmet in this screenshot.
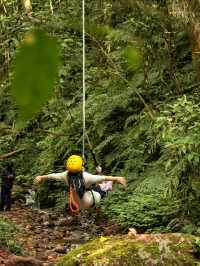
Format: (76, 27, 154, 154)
(66, 155, 83, 173)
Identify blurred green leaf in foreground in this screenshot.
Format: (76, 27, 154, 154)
(12, 29, 60, 125)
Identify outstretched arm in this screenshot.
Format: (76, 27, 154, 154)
(104, 176, 126, 186)
(33, 175, 49, 185)
(33, 171, 68, 185)
(83, 172, 126, 187)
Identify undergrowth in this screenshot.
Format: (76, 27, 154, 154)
(0, 216, 24, 255)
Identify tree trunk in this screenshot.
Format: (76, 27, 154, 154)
(171, 0, 200, 79)
(189, 24, 200, 80)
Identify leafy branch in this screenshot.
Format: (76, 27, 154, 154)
(0, 147, 27, 160)
(87, 32, 154, 120)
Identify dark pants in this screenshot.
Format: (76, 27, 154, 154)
(0, 186, 12, 211)
(93, 185, 107, 198)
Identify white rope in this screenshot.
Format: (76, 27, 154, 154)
(82, 0, 86, 159)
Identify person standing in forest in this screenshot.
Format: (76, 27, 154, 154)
(0, 162, 16, 211)
(34, 155, 126, 212)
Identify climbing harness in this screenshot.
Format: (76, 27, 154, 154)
(86, 132, 99, 171)
(90, 189, 96, 207)
(68, 171, 85, 213)
(69, 187, 80, 213)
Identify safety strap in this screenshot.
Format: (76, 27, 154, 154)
(68, 187, 80, 213)
(86, 133, 99, 168)
(90, 190, 96, 207)
(68, 188, 97, 212)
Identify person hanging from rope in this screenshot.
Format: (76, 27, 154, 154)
(33, 155, 126, 212)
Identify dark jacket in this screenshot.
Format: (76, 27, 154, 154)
(1, 168, 15, 190)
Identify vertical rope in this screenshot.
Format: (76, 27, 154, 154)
(82, 0, 86, 159)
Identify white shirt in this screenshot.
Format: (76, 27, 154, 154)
(47, 171, 106, 188)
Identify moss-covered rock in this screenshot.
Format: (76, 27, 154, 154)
(57, 233, 200, 266)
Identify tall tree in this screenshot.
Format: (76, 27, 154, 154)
(171, 0, 200, 78)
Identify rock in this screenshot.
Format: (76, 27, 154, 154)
(128, 227, 137, 237)
(34, 228, 43, 234)
(80, 232, 91, 241)
(5, 255, 42, 266)
(69, 244, 81, 251)
(33, 242, 40, 248)
(25, 224, 34, 231)
(46, 251, 57, 261)
(48, 214, 59, 222)
(54, 244, 68, 254)
(43, 221, 53, 227)
(36, 253, 48, 261)
(65, 230, 86, 244)
(56, 217, 75, 226)
(48, 235, 57, 241)
(42, 263, 55, 266)
(57, 233, 200, 266)
(53, 231, 63, 239)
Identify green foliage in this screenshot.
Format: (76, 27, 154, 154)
(157, 96, 200, 158)
(0, 0, 200, 230)
(12, 29, 60, 124)
(0, 217, 23, 254)
(123, 46, 143, 70)
(149, 96, 200, 204)
(182, 224, 197, 235)
(102, 166, 179, 229)
(193, 239, 200, 256)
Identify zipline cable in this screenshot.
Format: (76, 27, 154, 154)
(82, 1, 101, 172)
(68, 1, 86, 214)
(82, 0, 86, 160)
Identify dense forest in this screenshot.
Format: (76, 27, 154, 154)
(1, 0, 200, 265)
